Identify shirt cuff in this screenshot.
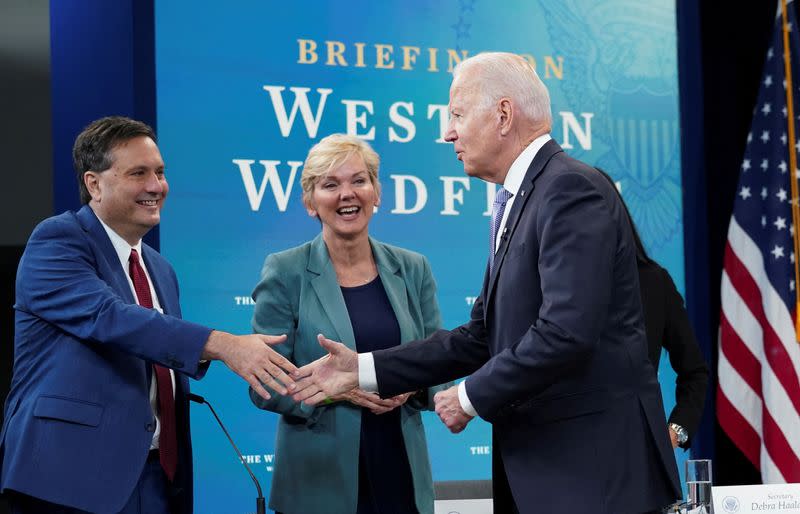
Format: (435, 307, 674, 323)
(357, 352, 378, 392)
(458, 380, 478, 417)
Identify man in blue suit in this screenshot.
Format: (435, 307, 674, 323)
(1, 116, 297, 514)
(293, 53, 682, 513)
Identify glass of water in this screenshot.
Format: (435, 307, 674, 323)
(685, 459, 713, 509)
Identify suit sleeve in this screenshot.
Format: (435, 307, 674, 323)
(16, 216, 211, 378)
(404, 256, 455, 411)
(374, 273, 491, 397)
(249, 253, 325, 424)
(660, 267, 709, 446)
(465, 172, 617, 421)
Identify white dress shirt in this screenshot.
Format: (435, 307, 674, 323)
(359, 134, 552, 418)
(96, 213, 175, 449)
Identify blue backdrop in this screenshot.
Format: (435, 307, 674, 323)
(153, 1, 685, 511)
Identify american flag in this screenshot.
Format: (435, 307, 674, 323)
(718, 2, 800, 483)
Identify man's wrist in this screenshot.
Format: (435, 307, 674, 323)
(457, 381, 478, 417)
(201, 330, 225, 360)
(669, 423, 688, 445)
(357, 352, 377, 392)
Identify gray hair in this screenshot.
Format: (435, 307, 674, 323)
(452, 52, 552, 127)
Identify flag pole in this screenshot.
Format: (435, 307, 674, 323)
(780, 0, 800, 340)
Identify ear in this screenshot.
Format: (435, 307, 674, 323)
(498, 97, 513, 136)
(84, 171, 102, 202)
(303, 194, 318, 218)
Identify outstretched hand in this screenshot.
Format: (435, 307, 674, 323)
(333, 389, 412, 415)
(202, 331, 296, 401)
(291, 334, 360, 405)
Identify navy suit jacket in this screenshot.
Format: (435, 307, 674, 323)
(0, 206, 211, 514)
(373, 140, 682, 513)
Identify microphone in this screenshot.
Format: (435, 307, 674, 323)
(188, 393, 266, 514)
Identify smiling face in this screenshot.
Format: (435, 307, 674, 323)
(444, 71, 504, 182)
(305, 153, 380, 243)
(84, 136, 168, 245)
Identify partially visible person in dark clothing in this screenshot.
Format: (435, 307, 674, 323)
(599, 167, 710, 449)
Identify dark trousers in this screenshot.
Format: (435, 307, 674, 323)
(7, 453, 171, 514)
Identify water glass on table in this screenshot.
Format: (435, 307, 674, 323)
(685, 459, 712, 510)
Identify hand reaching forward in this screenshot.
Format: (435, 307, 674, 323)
(291, 334, 359, 405)
(434, 384, 474, 433)
(332, 389, 413, 415)
(202, 330, 296, 401)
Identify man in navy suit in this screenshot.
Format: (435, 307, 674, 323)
(293, 53, 682, 513)
(1, 116, 297, 514)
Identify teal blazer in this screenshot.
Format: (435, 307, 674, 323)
(249, 235, 445, 514)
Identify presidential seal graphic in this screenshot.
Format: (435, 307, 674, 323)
(721, 495, 740, 513)
(538, 0, 682, 252)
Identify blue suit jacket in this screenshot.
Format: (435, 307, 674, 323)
(0, 206, 211, 514)
(249, 235, 446, 514)
(373, 140, 682, 513)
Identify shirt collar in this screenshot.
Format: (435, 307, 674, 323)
(93, 208, 143, 268)
(502, 133, 552, 195)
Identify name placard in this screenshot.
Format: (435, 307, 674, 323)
(712, 483, 800, 513)
(434, 499, 492, 514)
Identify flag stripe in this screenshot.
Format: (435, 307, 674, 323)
(718, 346, 762, 437)
(762, 406, 800, 481)
(721, 266, 765, 369)
(761, 443, 787, 485)
(719, 311, 762, 395)
(717, 383, 761, 467)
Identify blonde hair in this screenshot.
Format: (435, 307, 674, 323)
(300, 134, 380, 202)
(453, 52, 552, 127)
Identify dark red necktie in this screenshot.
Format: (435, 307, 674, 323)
(129, 248, 177, 482)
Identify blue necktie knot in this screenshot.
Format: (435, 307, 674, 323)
(489, 187, 514, 271)
(494, 188, 512, 206)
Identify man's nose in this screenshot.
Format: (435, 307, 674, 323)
(145, 172, 164, 193)
(444, 122, 457, 142)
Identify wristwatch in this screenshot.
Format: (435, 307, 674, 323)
(669, 423, 688, 445)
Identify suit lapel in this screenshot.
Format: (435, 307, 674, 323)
(77, 206, 155, 389)
(76, 206, 136, 304)
(371, 239, 413, 344)
(307, 235, 357, 350)
(485, 139, 563, 309)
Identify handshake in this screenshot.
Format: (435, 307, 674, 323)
(208, 331, 474, 431)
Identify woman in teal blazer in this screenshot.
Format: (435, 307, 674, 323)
(250, 134, 446, 514)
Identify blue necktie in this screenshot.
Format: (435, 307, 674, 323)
(489, 187, 513, 272)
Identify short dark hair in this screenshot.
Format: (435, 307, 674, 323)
(72, 116, 156, 204)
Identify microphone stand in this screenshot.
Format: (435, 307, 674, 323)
(189, 393, 266, 514)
